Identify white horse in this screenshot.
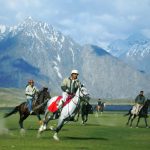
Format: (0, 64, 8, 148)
(38, 85, 89, 141)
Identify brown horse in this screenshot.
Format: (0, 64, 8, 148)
(96, 102, 105, 117)
(4, 87, 51, 130)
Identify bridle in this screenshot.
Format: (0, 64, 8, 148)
(71, 86, 89, 105)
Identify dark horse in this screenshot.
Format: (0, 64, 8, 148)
(4, 87, 51, 130)
(80, 101, 93, 125)
(125, 100, 150, 128)
(73, 97, 92, 125)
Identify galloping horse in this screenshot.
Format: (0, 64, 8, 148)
(4, 87, 50, 130)
(38, 85, 89, 141)
(80, 100, 92, 125)
(125, 99, 150, 128)
(95, 102, 105, 117)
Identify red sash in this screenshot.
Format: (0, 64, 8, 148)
(47, 95, 74, 113)
(48, 96, 62, 112)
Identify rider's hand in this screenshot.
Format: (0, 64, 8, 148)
(66, 89, 69, 93)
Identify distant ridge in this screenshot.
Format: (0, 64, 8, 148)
(0, 18, 150, 99)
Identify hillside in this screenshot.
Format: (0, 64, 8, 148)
(1, 18, 150, 98)
(0, 88, 25, 107)
(0, 88, 135, 107)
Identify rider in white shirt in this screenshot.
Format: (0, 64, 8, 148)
(25, 80, 39, 114)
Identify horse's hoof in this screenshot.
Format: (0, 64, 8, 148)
(38, 128, 42, 134)
(20, 129, 26, 136)
(37, 133, 41, 138)
(49, 126, 54, 131)
(39, 124, 46, 132)
(53, 133, 59, 141)
(43, 125, 46, 130)
(95, 113, 98, 117)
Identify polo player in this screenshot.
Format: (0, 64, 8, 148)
(132, 91, 146, 115)
(25, 80, 39, 114)
(58, 69, 81, 110)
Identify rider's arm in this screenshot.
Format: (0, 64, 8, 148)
(25, 86, 33, 96)
(33, 86, 39, 94)
(61, 78, 68, 92)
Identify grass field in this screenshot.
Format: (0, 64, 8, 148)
(0, 111, 150, 150)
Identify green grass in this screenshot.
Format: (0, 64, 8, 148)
(0, 111, 150, 150)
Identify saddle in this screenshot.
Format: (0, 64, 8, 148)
(131, 104, 143, 115)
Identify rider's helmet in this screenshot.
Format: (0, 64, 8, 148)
(28, 79, 34, 84)
(71, 69, 79, 75)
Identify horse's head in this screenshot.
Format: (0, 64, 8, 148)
(145, 99, 150, 107)
(37, 87, 51, 103)
(79, 85, 90, 100)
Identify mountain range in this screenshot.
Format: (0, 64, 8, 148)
(107, 33, 150, 74)
(1, 17, 150, 99)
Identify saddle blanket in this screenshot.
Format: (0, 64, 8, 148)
(48, 95, 73, 113)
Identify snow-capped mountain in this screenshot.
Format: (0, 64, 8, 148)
(0, 17, 82, 91)
(1, 17, 150, 99)
(107, 33, 150, 73)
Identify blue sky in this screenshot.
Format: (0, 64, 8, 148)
(0, 0, 150, 48)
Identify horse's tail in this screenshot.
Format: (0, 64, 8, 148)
(124, 109, 131, 116)
(124, 112, 130, 116)
(4, 105, 19, 118)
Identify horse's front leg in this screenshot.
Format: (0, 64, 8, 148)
(126, 114, 132, 125)
(85, 113, 88, 123)
(36, 114, 41, 120)
(38, 110, 50, 133)
(81, 113, 85, 124)
(130, 115, 136, 127)
(74, 111, 80, 121)
(52, 117, 65, 141)
(144, 117, 148, 128)
(36, 114, 43, 125)
(136, 117, 140, 128)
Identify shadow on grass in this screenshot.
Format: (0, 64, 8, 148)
(9, 128, 69, 132)
(64, 136, 108, 141)
(84, 123, 101, 126)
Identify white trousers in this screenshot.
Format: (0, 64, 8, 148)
(132, 103, 143, 115)
(58, 92, 68, 107)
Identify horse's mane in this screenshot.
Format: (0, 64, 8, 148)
(139, 99, 150, 114)
(35, 87, 50, 104)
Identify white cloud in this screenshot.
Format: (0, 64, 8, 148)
(0, 0, 150, 48)
(4, 0, 41, 10)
